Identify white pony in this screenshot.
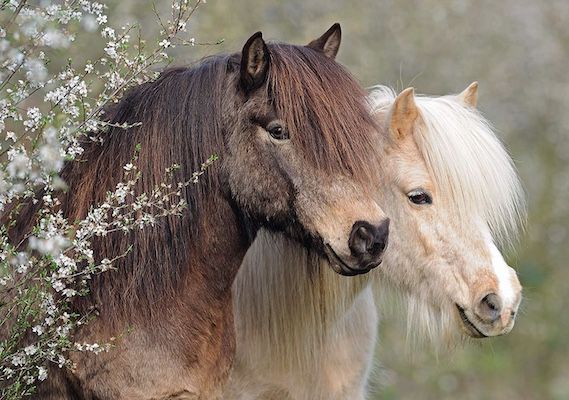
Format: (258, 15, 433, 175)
(224, 83, 526, 399)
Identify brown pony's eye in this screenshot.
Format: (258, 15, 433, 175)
(266, 120, 289, 141)
(408, 190, 432, 205)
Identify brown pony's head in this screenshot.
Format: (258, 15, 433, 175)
(222, 25, 388, 275)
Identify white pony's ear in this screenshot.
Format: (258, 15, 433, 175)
(456, 81, 478, 108)
(387, 87, 419, 141)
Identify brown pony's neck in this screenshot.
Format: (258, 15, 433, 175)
(1, 57, 249, 329)
(4, 55, 252, 397)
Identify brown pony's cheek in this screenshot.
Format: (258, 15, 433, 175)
(223, 130, 294, 225)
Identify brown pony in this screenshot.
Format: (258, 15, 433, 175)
(4, 25, 389, 399)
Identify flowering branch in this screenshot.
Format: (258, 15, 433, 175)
(0, 1, 217, 398)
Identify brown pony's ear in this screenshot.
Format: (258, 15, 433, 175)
(387, 87, 419, 141)
(307, 23, 342, 59)
(456, 81, 479, 108)
(240, 32, 270, 93)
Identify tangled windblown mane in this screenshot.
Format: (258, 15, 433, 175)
(4, 58, 231, 325)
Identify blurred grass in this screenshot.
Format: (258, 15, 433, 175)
(25, 0, 569, 398)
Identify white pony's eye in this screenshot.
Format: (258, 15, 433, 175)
(408, 189, 432, 205)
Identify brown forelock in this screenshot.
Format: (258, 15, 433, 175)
(4, 55, 232, 325)
(266, 43, 381, 184)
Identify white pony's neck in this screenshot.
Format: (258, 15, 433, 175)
(233, 230, 374, 371)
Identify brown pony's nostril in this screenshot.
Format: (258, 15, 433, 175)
(475, 293, 502, 324)
(371, 218, 390, 256)
(349, 219, 390, 261)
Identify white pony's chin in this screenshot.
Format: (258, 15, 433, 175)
(456, 305, 488, 338)
(405, 297, 460, 350)
(376, 284, 462, 351)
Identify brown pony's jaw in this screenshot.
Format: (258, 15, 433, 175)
(324, 244, 382, 276)
(291, 178, 389, 276)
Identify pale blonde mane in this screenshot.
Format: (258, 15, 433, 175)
(369, 85, 526, 248)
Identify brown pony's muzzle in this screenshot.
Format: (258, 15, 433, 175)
(332, 218, 389, 275)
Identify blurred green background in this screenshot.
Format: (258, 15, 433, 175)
(108, 0, 568, 398)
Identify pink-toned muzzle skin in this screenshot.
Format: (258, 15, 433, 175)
(456, 238, 522, 338)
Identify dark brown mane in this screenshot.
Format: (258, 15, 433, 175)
(5, 55, 232, 325)
(72, 57, 233, 323)
(266, 43, 380, 183)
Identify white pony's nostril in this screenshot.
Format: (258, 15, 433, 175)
(475, 293, 502, 324)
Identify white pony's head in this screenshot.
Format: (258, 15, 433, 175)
(370, 83, 526, 343)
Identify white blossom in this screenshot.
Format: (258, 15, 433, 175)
(11, 355, 25, 367)
(25, 58, 48, 83)
(32, 325, 44, 336)
(7, 151, 31, 179)
(29, 235, 69, 257)
(82, 15, 98, 32)
(96, 14, 107, 25)
(42, 29, 71, 48)
(37, 366, 48, 381)
(159, 39, 171, 48)
(23, 107, 43, 131)
(23, 345, 37, 356)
